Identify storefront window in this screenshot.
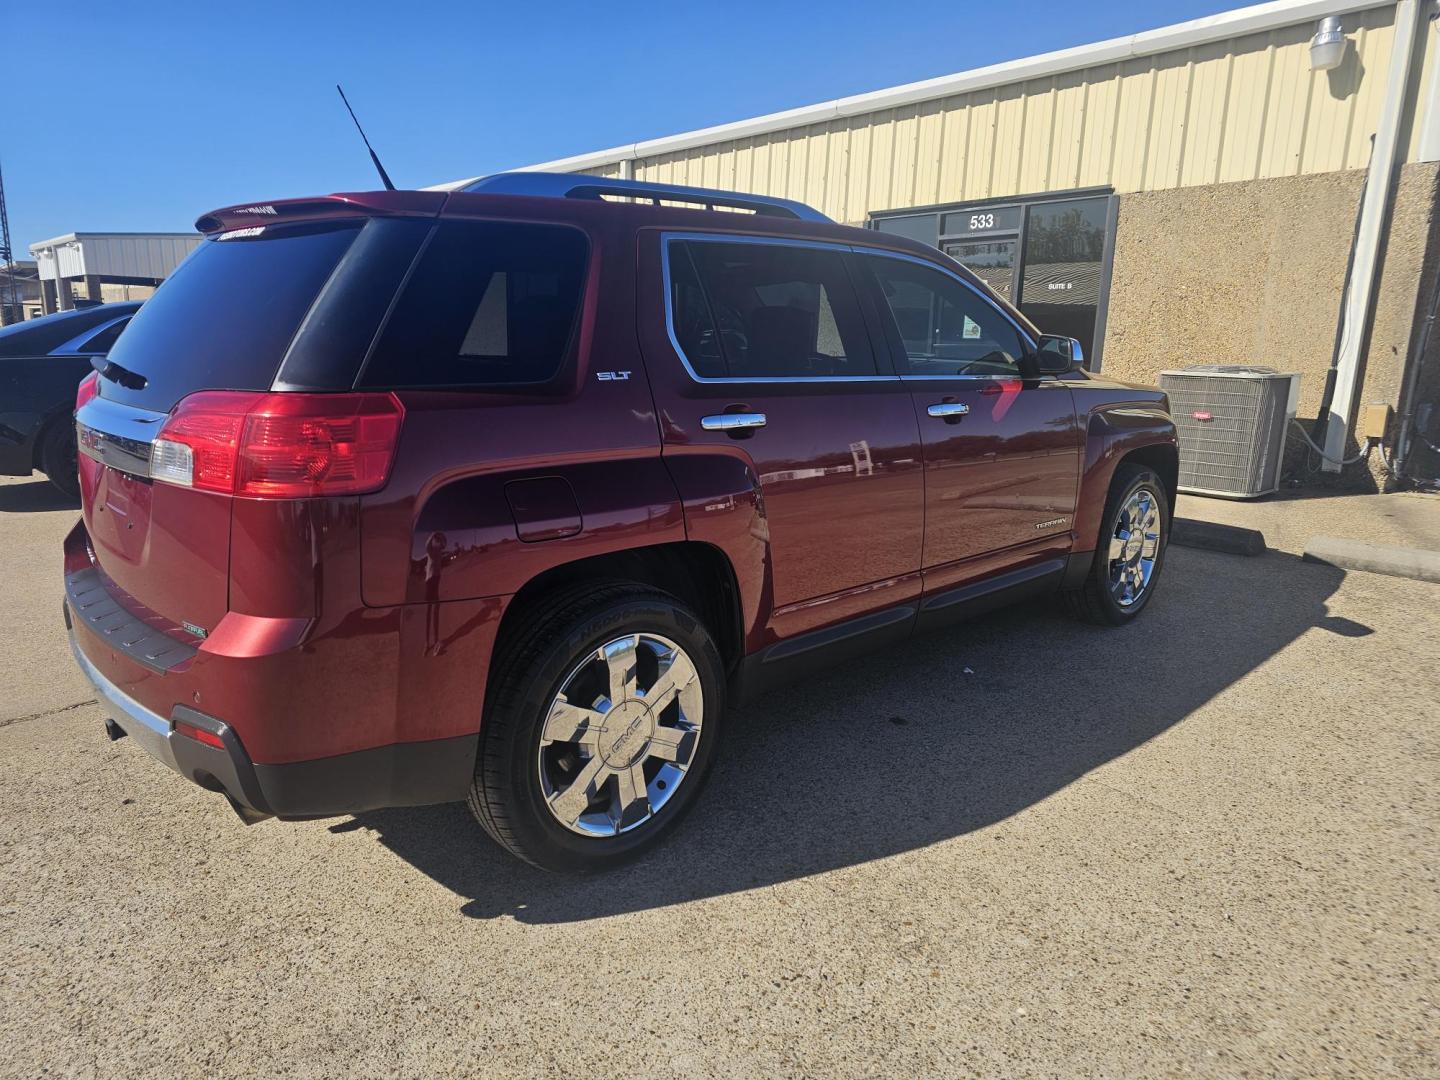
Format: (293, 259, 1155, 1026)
(874, 214, 937, 248)
(1016, 197, 1108, 357)
(870, 191, 1114, 369)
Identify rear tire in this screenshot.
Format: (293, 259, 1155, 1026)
(468, 583, 726, 873)
(39, 419, 80, 501)
(1064, 463, 1169, 626)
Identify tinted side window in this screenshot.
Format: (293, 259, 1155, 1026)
(668, 242, 725, 379)
(863, 255, 1027, 377)
(362, 221, 587, 389)
(76, 318, 129, 355)
(676, 240, 875, 379)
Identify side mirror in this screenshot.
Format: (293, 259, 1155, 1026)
(1028, 334, 1085, 376)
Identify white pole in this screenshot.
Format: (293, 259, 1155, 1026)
(1323, 0, 1427, 471)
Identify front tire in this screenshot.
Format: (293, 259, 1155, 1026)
(468, 584, 726, 873)
(1065, 463, 1169, 625)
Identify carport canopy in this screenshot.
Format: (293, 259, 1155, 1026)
(29, 232, 201, 314)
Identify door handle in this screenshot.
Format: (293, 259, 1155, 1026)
(926, 402, 970, 418)
(701, 412, 767, 432)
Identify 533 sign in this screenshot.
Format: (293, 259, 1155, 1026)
(943, 205, 1022, 235)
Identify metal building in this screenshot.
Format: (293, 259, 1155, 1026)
(29, 232, 200, 315)
(438, 0, 1440, 486)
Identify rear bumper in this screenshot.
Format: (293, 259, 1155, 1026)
(67, 620, 477, 820)
(62, 512, 503, 759)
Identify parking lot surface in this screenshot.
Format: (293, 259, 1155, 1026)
(2, 474, 1436, 1078)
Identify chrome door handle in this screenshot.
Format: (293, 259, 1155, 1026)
(927, 402, 970, 418)
(701, 412, 767, 431)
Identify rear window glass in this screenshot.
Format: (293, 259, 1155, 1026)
(98, 223, 360, 411)
(360, 220, 588, 389)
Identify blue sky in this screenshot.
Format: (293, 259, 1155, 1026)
(4, 0, 1240, 251)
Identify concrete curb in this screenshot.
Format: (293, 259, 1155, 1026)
(1302, 537, 1440, 584)
(1171, 518, 1267, 556)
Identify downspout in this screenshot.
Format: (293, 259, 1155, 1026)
(1392, 3, 1440, 480)
(1310, 140, 1371, 445)
(1321, 0, 1428, 471)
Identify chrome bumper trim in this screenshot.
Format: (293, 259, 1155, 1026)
(69, 630, 179, 772)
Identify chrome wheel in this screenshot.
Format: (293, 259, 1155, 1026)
(1107, 486, 1163, 607)
(538, 633, 703, 837)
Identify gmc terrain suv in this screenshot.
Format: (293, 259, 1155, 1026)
(64, 173, 1177, 872)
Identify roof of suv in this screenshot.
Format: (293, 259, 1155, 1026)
(194, 172, 950, 269)
(461, 173, 831, 222)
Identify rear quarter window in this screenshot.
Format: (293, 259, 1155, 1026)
(359, 220, 588, 389)
(75, 318, 130, 355)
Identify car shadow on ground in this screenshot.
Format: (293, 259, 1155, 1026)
(0, 478, 78, 513)
(348, 547, 1351, 923)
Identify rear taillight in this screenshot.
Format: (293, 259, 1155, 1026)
(150, 391, 404, 498)
(150, 392, 253, 493)
(76, 371, 99, 411)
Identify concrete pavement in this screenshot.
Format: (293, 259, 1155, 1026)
(1, 474, 1436, 1078)
(1177, 489, 1439, 558)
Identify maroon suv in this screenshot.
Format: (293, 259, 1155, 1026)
(64, 173, 1177, 872)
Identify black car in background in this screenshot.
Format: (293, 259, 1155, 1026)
(0, 302, 141, 498)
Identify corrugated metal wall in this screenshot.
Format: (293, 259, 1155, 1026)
(80, 235, 201, 280)
(41, 235, 201, 281)
(579, 4, 1435, 223)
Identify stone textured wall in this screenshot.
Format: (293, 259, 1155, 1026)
(1101, 163, 1440, 488)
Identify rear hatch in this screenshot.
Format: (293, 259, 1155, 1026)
(75, 193, 440, 638)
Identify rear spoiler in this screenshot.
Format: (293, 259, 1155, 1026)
(195, 191, 446, 235)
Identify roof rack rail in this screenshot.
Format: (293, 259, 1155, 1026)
(461, 172, 832, 223)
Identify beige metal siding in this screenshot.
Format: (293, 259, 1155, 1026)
(578, 163, 626, 179)
(616, 4, 1430, 223)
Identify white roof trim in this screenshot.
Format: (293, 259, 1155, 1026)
(429, 0, 1396, 191)
(29, 232, 198, 254)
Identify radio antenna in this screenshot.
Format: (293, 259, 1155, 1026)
(336, 84, 396, 191)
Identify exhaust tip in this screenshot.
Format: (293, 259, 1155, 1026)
(104, 718, 127, 742)
(224, 793, 274, 826)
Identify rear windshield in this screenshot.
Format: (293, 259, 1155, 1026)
(98, 223, 360, 411)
